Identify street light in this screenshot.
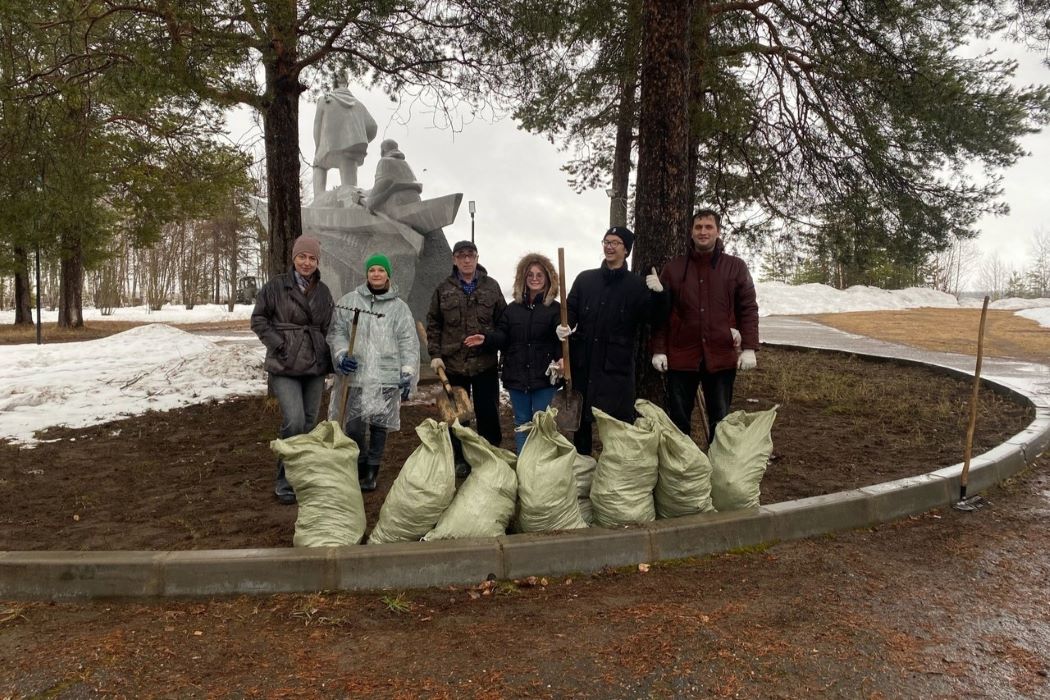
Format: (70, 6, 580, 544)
(468, 200, 476, 243)
(34, 174, 43, 345)
(605, 188, 627, 227)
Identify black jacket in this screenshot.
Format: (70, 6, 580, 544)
(251, 270, 334, 377)
(566, 263, 669, 423)
(486, 294, 562, 392)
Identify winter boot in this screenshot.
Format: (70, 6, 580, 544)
(360, 463, 380, 492)
(274, 461, 296, 505)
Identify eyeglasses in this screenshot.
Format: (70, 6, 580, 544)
(602, 239, 624, 249)
(525, 271, 546, 279)
(454, 252, 477, 260)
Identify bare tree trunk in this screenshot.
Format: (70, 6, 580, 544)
(609, 78, 636, 228)
(262, 34, 305, 279)
(633, 0, 693, 401)
(13, 246, 34, 325)
(687, 3, 710, 211)
(57, 233, 84, 328)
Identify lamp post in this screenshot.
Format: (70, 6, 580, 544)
(605, 187, 627, 227)
(34, 174, 43, 345)
(468, 200, 476, 243)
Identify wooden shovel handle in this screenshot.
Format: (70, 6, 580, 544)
(435, 365, 454, 393)
(338, 310, 362, 423)
(557, 247, 573, 385)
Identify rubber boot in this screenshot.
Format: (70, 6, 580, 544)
(360, 464, 379, 492)
(274, 461, 296, 505)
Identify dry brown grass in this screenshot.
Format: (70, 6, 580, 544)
(807, 308, 1050, 364)
(0, 319, 249, 345)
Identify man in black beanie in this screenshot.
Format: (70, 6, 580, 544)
(557, 226, 668, 454)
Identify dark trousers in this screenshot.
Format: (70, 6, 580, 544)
(666, 367, 736, 441)
(345, 417, 389, 471)
(447, 366, 502, 460)
(573, 418, 594, 456)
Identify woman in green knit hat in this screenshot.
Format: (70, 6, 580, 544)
(326, 253, 419, 491)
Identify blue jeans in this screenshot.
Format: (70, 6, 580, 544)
(270, 373, 326, 490)
(508, 386, 558, 453)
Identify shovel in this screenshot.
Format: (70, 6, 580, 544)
(550, 247, 583, 433)
(336, 305, 384, 425)
(954, 296, 991, 512)
(416, 321, 475, 424)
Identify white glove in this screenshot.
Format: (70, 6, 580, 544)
(545, 359, 564, 385)
(430, 357, 445, 372)
(737, 349, 757, 371)
(651, 353, 668, 373)
(555, 324, 576, 341)
(400, 365, 416, 378)
(645, 267, 663, 293)
(731, 328, 742, 351)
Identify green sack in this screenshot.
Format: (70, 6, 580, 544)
(708, 407, 777, 511)
(635, 399, 715, 518)
(591, 408, 659, 526)
(270, 420, 365, 547)
(515, 407, 588, 533)
(368, 418, 456, 544)
(573, 453, 597, 525)
(424, 423, 518, 540)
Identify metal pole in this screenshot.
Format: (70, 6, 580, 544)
(468, 200, 476, 244)
(35, 244, 42, 345)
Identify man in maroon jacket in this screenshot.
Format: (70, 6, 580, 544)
(651, 209, 759, 441)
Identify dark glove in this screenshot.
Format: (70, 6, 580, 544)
(338, 354, 358, 375)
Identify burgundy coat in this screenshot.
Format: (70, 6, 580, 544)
(651, 239, 759, 373)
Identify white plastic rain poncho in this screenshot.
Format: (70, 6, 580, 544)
(326, 282, 419, 431)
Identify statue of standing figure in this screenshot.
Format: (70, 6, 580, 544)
(312, 74, 378, 199)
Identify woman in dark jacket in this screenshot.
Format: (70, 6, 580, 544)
(466, 252, 561, 453)
(250, 235, 334, 504)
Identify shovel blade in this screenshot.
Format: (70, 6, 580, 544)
(551, 387, 583, 433)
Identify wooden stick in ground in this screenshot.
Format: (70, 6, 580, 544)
(960, 295, 990, 501)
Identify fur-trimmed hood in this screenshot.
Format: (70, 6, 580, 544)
(512, 252, 559, 306)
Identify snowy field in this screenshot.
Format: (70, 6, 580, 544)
(1, 284, 1048, 445)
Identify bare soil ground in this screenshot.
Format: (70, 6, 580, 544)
(0, 346, 1031, 550)
(1, 312, 1048, 697)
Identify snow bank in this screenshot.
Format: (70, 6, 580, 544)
(755, 282, 960, 316)
(0, 323, 265, 445)
(0, 303, 254, 325)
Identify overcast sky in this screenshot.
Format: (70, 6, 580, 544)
(228, 40, 1048, 293)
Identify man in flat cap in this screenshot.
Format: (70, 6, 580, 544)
(426, 240, 507, 475)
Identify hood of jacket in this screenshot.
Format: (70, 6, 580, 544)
(511, 253, 559, 306)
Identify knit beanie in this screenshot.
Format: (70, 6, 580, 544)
(292, 235, 321, 260)
(605, 226, 635, 255)
(364, 253, 392, 277)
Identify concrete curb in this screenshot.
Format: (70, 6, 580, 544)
(2, 344, 1047, 600)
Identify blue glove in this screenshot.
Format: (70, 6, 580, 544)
(399, 366, 414, 400)
(338, 354, 358, 375)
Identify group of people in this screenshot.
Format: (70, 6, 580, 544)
(251, 236, 419, 505)
(251, 207, 760, 504)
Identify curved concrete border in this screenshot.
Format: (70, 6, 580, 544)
(2, 344, 1047, 599)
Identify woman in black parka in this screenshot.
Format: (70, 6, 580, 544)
(250, 235, 334, 504)
(465, 252, 561, 453)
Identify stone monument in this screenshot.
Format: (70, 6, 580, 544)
(253, 87, 460, 339)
